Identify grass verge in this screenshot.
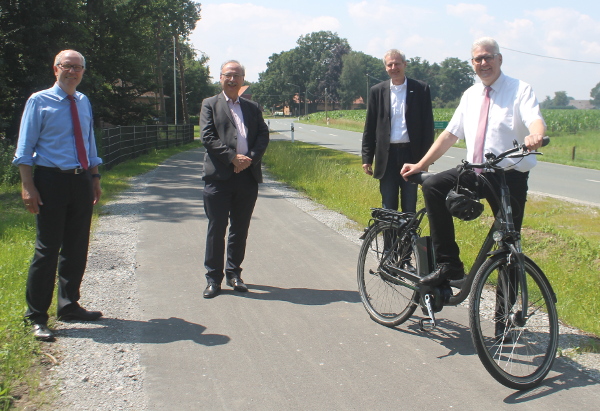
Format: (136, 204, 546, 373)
(0, 139, 202, 409)
(262, 139, 600, 338)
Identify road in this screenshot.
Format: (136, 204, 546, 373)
(268, 118, 600, 207)
(133, 148, 600, 409)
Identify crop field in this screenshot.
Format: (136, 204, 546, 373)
(305, 108, 600, 133)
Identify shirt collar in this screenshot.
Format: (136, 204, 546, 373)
(53, 83, 75, 101)
(390, 78, 407, 91)
(485, 72, 505, 94)
(223, 91, 240, 104)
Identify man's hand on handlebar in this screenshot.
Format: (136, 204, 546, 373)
(400, 163, 423, 181)
(524, 133, 545, 152)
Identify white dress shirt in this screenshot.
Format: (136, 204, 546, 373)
(224, 92, 249, 155)
(389, 78, 410, 143)
(447, 73, 545, 172)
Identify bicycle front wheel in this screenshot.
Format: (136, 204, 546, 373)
(469, 254, 558, 390)
(357, 222, 419, 327)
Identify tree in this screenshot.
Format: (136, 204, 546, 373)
(0, 0, 206, 142)
(552, 91, 570, 107)
(591, 82, 600, 108)
(254, 31, 351, 114)
(253, 50, 302, 112)
(540, 96, 554, 109)
(339, 51, 387, 109)
(435, 57, 474, 103)
(296, 31, 351, 108)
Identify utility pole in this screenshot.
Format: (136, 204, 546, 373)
(324, 88, 328, 125)
(173, 36, 177, 125)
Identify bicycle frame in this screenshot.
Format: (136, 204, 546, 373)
(447, 167, 528, 313)
(373, 167, 530, 317)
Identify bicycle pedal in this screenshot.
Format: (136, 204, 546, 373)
(419, 317, 436, 331)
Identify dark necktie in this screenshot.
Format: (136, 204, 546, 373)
(473, 86, 491, 173)
(67, 95, 88, 170)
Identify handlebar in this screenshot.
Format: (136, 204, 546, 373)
(464, 136, 550, 171)
(405, 137, 549, 184)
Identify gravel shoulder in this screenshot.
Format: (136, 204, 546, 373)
(37, 167, 600, 409)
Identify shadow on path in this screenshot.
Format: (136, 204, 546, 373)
(56, 317, 230, 346)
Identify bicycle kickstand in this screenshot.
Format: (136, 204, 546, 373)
(419, 294, 437, 331)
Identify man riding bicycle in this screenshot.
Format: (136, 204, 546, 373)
(401, 37, 546, 287)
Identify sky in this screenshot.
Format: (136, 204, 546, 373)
(189, 1, 600, 101)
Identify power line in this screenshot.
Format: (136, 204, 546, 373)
(503, 47, 600, 65)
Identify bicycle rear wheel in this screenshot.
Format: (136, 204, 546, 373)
(357, 222, 419, 327)
(469, 254, 558, 390)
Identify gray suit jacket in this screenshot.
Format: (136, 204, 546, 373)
(200, 92, 269, 182)
(361, 78, 434, 179)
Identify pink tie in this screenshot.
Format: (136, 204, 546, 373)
(67, 95, 88, 170)
(473, 86, 491, 173)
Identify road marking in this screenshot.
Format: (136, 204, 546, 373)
(586, 179, 600, 183)
(329, 134, 337, 136)
(444, 155, 456, 159)
(311, 130, 317, 132)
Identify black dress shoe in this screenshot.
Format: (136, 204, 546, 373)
(420, 263, 464, 286)
(226, 277, 248, 292)
(58, 307, 103, 322)
(203, 283, 221, 298)
(32, 324, 55, 341)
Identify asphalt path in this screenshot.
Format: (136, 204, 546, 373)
(267, 118, 600, 207)
(134, 147, 600, 410)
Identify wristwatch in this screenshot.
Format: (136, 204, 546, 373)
(91, 173, 102, 180)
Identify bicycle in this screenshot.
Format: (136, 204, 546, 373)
(357, 138, 558, 390)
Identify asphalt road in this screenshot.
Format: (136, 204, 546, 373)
(134, 148, 600, 410)
(267, 118, 600, 207)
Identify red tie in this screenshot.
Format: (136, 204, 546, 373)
(67, 95, 88, 170)
(473, 86, 491, 173)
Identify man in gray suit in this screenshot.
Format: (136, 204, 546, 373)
(200, 60, 269, 298)
(362, 49, 434, 212)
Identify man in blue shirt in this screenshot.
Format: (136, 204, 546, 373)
(13, 50, 103, 341)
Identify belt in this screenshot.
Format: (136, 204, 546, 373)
(390, 143, 410, 147)
(36, 165, 87, 174)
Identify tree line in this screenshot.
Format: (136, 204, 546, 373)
(252, 31, 476, 115)
(0, 0, 215, 144)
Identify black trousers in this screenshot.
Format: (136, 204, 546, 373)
(421, 168, 529, 266)
(203, 169, 258, 284)
(379, 144, 417, 212)
(25, 168, 94, 324)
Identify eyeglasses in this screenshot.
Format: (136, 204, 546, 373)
(221, 73, 242, 80)
(57, 64, 85, 72)
(472, 54, 498, 64)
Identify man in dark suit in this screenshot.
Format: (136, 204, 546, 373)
(362, 49, 434, 212)
(200, 60, 269, 298)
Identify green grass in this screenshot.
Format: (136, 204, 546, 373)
(0, 137, 202, 409)
(262, 140, 600, 338)
(300, 110, 600, 170)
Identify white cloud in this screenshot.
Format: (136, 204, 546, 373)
(191, 3, 341, 81)
(188, 2, 599, 99)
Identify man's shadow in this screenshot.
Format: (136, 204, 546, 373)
(240, 283, 361, 305)
(56, 317, 230, 346)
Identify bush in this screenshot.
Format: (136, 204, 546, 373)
(0, 140, 20, 186)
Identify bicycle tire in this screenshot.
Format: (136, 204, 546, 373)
(357, 222, 419, 327)
(469, 254, 558, 390)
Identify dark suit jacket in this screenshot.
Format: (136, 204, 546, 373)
(200, 92, 269, 182)
(361, 78, 434, 179)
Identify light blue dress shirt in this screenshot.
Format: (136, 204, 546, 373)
(13, 83, 102, 169)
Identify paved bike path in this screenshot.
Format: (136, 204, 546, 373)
(135, 146, 600, 410)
